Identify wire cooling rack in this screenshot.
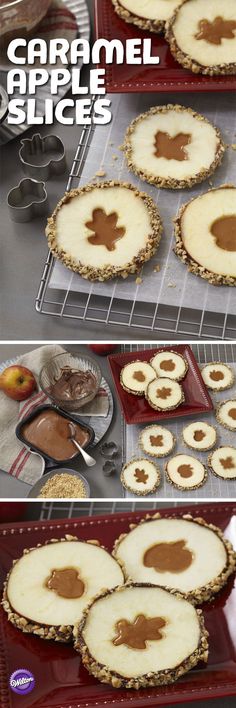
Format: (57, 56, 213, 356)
(36, 97, 236, 340)
(124, 342, 236, 362)
(39, 500, 192, 519)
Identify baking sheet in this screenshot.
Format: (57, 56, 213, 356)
(124, 361, 236, 500)
(49, 91, 236, 318)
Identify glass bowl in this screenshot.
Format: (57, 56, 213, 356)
(0, 0, 51, 38)
(39, 352, 102, 413)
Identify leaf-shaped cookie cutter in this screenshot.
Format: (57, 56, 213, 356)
(7, 178, 48, 222)
(19, 133, 66, 180)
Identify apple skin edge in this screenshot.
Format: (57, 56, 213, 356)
(0, 365, 37, 402)
(88, 344, 118, 356)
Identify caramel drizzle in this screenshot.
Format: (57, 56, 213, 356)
(220, 456, 235, 470)
(211, 215, 236, 253)
(86, 208, 125, 251)
(47, 568, 85, 599)
(193, 430, 206, 442)
(150, 434, 164, 447)
(156, 387, 172, 400)
(143, 540, 193, 573)
(134, 468, 149, 484)
(154, 131, 191, 161)
(209, 370, 224, 381)
(178, 464, 193, 478)
(160, 359, 176, 372)
(196, 17, 236, 45)
(133, 370, 146, 383)
(113, 614, 166, 650)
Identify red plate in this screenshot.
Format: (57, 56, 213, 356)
(108, 344, 213, 424)
(95, 0, 236, 93)
(0, 503, 236, 708)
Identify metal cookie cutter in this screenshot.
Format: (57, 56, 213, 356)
(103, 460, 116, 477)
(19, 133, 66, 181)
(7, 178, 48, 223)
(100, 441, 119, 459)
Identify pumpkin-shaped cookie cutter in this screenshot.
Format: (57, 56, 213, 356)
(19, 133, 66, 180)
(7, 178, 48, 222)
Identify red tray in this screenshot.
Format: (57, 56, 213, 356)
(0, 503, 236, 708)
(108, 344, 213, 424)
(95, 0, 236, 93)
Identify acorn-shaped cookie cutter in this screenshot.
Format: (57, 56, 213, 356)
(7, 178, 48, 223)
(19, 133, 66, 181)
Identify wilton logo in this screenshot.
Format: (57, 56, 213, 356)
(10, 669, 35, 695)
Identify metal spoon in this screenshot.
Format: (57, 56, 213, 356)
(68, 423, 96, 467)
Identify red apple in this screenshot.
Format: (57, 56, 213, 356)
(0, 365, 37, 401)
(88, 344, 118, 356)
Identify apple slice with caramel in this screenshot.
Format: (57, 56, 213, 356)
(201, 362, 234, 391)
(146, 377, 184, 411)
(165, 454, 207, 491)
(113, 515, 236, 605)
(75, 583, 209, 689)
(2, 536, 124, 642)
(120, 361, 156, 396)
(120, 458, 160, 496)
(123, 105, 224, 190)
(139, 424, 176, 457)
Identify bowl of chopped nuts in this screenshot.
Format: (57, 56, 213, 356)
(27, 468, 90, 499)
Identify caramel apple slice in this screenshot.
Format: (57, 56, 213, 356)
(139, 424, 176, 457)
(113, 514, 236, 604)
(123, 105, 224, 190)
(166, 0, 236, 75)
(146, 377, 184, 411)
(2, 536, 124, 642)
(183, 421, 217, 451)
(120, 458, 161, 496)
(174, 186, 236, 286)
(120, 360, 156, 395)
(201, 363, 234, 391)
(208, 446, 236, 480)
(46, 181, 162, 282)
(74, 583, 208, 689)
(111, 0, 185, 34)
(165, 454, 207, 490)
(216, 399, 236, 431)
(150, 350, 188, 380)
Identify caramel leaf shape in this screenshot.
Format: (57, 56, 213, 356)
(86, 208, 125, 251)
(47, 568, 85, 599)
(156, 387, 172, 400)
(143, 540, 193, 573)
(196, 16, 236, 45)
(211, 216, 236, 253)
(220, 456, 235, 470)
(113, 614, 166, 650)
(150, 434, 164, 447)
(134, 468, 149, 484)
(154, 131, 191, 161)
